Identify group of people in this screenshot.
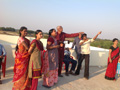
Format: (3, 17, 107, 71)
(0, 25, 119, 90)
(12, 26, 84, 90)
(72, 33, 120, 81)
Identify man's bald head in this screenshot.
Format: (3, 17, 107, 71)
(57, 26, 63, 33)
(57, 26, 63, 29)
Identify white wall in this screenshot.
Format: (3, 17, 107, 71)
(0, 34, 109, 68)
(66, 43, 109, 67)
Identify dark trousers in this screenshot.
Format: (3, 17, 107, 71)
(75, 47, 81, 61)
(75, 54, 90, 78)
(0, 59, 2, 69)
(63, 55, 77, 72)
(77, 54, 82, 63)
(58, 47, 64, 75)
(0, 58, 3, 79)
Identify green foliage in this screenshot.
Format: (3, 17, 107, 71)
(0, 27, 16, 32)
(27, 30, 35, 34)
(1, 27, 120, 49)
(91, 39, 120, 49)
(0, 27, 6, 31)
(43, 34, 49, 39)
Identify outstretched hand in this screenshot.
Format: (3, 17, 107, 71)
(97, 31, 102, 35)
(79, 32, 84, 34)
(60, 43, 64, 47)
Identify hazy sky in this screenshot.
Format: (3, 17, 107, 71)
(0, 0, 120, 39)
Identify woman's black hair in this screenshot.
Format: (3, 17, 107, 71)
(113, 38, 118, 42)
(16, 26, 27, 51)
(35, 30, 42, 38)
(49, 29, 55, 36)
(81, 33, 87, 39)
(19, 26, 27, 36)
(15, 44, 18, 52)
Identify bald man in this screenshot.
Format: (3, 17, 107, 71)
(56, 26, 84, 77)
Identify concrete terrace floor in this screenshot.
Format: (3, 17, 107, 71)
(0, 66, 120, 90)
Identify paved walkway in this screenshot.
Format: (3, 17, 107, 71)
(0, 66, 120, 90)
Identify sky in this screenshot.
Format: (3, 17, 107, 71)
(0, 0, 120, 39)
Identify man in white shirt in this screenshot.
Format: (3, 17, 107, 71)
(74, 31, 102, 80)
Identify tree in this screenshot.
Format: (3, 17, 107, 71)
(0, 27, 6, 31)
(0, 27, 16, 32)
(5, 27, 16, 31)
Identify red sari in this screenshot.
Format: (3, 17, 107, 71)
(13, 37, 31, 90)
(1, 56, 7, 77)
(105, 47, 120, 80)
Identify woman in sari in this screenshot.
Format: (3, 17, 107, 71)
(105, 38, 120, 80)
(28, 30, 44, 90)
(43, 29, 61, 88)
(13, 26, 31, 90)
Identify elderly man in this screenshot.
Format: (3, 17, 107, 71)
(0, 44, 6, 84)
(56, 26, 84, 77)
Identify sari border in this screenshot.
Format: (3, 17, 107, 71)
(111, 47, 120, 60)
(33, 68, 41, 71)
(111, 47, 119, 54)
(105, 76, 115, 80)
(33, 76, 42, 79)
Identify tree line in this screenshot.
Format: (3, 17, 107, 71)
(0, 27, 119, 49)
(0, 27, 16, 32)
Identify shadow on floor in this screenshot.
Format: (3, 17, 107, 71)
(38, 66, 107, 90)
(1, 69, 13, 84)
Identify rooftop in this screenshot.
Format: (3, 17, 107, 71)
(0, 66, 120, 90)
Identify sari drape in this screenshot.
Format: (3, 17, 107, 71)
(29, 39, 44, 78)
(42, 37, 58, 87)
(29, 39, 44, 90)
(42, 51, 58, 87)
(13, 38, 31, 90)
(105, 47, 120, 80)
(1, 56, 6, 77)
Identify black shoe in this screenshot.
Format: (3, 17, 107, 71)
(74, 71, 80, 76)
(73, 73, 79, 76)
(42, 85, 51, 88)
(69, 71, 74, 75)
(65, 72, 69, 76)
(58, 74, 63, 77)
(84, 77, 89, 80)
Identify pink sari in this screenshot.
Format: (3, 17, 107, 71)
(42, 37, 58, 87)
(42, 51, 58, 87)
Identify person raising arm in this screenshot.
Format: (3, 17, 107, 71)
(80, 31, 102, 45)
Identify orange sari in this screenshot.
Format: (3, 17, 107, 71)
(13, 37, 31, 90)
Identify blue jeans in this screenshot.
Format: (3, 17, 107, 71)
(75, 47, 81, 61)
(63, 55, 77, 72)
